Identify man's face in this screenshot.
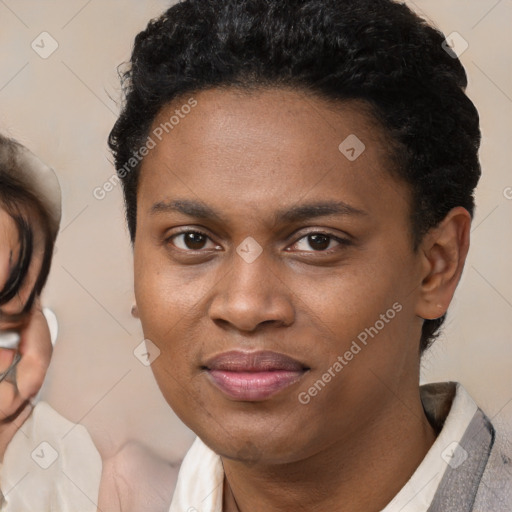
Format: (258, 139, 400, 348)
(134, 88, 426, 464)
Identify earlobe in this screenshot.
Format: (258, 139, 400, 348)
(415, 207, 471, 320)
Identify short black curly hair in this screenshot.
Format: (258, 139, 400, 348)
(109, 0, 481, 354)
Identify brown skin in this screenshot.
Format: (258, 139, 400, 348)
(134, 87, 471, 511)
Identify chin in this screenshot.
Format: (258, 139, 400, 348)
(183, 408, 315, 465)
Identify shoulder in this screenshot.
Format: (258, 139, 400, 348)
(1, 401, 101, 512)
(28, 401, 92, 438)
(25, 401, 101, 469)
(98, 440, 180, 512)
(473, 415, 512, 510)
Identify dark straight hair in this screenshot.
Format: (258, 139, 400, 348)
(0, 172, 55, 312)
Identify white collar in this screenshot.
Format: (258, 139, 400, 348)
(169, 382, 477, 512)
(381, 382, 477, 511)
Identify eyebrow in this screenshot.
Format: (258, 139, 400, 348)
(150, 199, 367, 224)
(151, 199, 224, 222)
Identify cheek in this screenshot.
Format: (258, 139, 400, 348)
(302, 257, 400, 326)
(133, 248, 209, 360)
(136, 266, 193, 320)
(133, 255, 197, 409)
(135, 258, 177, 341)
(296, 249, 416, 378)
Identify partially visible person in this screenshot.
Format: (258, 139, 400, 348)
(0, 133, 102, 511)
(0, 133, 178, 511)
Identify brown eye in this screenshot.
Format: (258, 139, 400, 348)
(291, 232, 351, 252)
(184, 232, 207, 250)
(168, 231, 218, 251)
(306, 234, 330, 251)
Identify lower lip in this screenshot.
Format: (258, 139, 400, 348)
(207, 369, 306, 401)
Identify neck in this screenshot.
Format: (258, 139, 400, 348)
(222, 387, 437, 512)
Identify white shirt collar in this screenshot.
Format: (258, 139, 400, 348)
(381, 382, 477, 511)
(169, 382, 477, 512)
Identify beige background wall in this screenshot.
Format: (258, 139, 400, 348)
(0, 0, 511, 461)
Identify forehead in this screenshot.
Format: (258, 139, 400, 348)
(137, 87, 408, 222)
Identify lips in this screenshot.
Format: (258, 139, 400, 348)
(203, 350, 309, 401)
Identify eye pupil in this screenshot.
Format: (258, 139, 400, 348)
(308, 234, 330, 251)
(185, 232, 206, 250)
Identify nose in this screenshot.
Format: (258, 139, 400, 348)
(208, 250, 295, 333)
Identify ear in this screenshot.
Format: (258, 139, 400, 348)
(415, 207, 471, 320)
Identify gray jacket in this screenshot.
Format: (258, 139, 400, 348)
(426, 383, 512, 511)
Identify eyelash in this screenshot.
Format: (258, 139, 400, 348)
(165, 229, 352, 255)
